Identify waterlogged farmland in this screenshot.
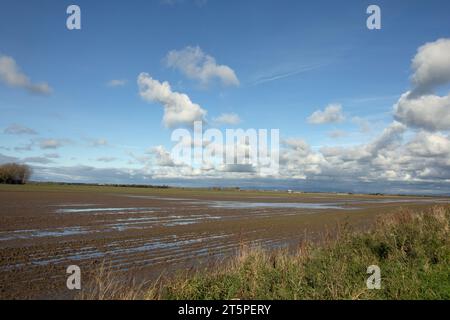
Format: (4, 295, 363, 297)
(0, 184, 448, 299)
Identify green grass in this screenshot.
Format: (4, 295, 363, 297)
(0, 182, 431, 200)
(82, 206, 450, 300)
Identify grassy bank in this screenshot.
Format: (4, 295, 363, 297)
(82, 206, 450, 300)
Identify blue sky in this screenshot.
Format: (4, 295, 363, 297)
(1, 0, 450, 194)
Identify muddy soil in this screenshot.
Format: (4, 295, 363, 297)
(0, 185, 447, 299)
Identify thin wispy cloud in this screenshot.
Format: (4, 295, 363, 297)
(328, 130, 348, 139)
(106, 79, 127, 87)
(44, 153, 60, 159)
(39, 139, 71, 150)
(13, 143, 33, 152)
(89, 138, 109, 147)
(344, 95, 399, 104)
(351, 117, 372, 133)
(3, 124, 37, 135)
(212, 113, 241, 126)
(251, 62, 329, 86)
(96, 156, 117, 162)
(0, 55, 52, 95)
(0, 152, 18, 164)
(22, 156, 53, 164)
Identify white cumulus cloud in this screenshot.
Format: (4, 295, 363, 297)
(138, 73, 207, 128)
(407, 131, 450, 157)
(308, 104, 345, 124)
(394, 92, 450, 131)
(166, 46, 239, 87)
(411, 38, 450, 94)
(150, 145, 177, 167)
(394, 38, 450, 131)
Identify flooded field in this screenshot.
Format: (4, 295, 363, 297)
(0, 184, 448, 299)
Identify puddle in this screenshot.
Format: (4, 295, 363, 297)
(56, 207, 155, 214)
(123, 195, 191, 201)
(49, 203, 99, 207)
(0, 227, 89, 241)
(106, 214, 221, 231)
(0, 213, 223, 241)
(206, 201, 348, 210)
(30, 233, 232, 266)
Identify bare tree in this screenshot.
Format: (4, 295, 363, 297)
(0, 163, 32, 184)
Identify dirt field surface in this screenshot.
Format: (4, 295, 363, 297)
(0, 184, 448, 299)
